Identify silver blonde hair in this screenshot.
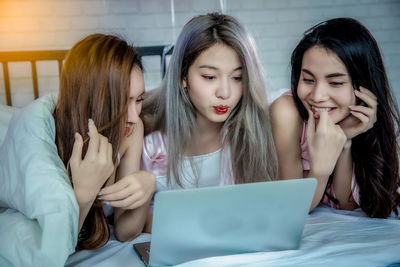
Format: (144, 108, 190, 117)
(144, 13, 279, 186)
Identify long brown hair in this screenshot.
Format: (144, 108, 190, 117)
(53, 34, 142, 249)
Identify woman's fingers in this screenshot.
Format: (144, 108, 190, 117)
(306, 109, 316, 140)
(86, 119, 100, 160)
(99, 172, 156, 210)
(107, 194, 145, 210)
(70, 132, 83, 169)
(355, 87, 378, 108)
(100, 177, 129, 195)
(98, 135, 110, 162)
(359, 86, 377, 100)
(349, 111, 369, 125)
(349, 105, 374, 116)
(100, 186, 139, 202)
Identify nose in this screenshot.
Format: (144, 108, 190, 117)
(215, 78, 231, 99)
(127, 104, 140, 124)
(310, 82, 329, 102)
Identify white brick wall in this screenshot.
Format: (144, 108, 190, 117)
(0, 0, 399, 107)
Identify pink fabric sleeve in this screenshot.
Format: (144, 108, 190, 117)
(140, 131, 168, 178)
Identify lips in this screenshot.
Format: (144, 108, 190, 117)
(124, 126, 131, 136)
(311, 106, 336, 114)
(214, 105, 229, 115)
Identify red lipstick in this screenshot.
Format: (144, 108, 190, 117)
(214, 105, 229, 115)
(124, 127, 131, 137)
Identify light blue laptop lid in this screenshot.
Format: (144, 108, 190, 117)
(149, 178, 317, 267)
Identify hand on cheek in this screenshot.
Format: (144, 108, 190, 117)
(339, 87, 377, 139)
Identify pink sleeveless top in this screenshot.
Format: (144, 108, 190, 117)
(283, 91, 360, 208)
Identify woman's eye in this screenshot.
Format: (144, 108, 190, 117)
(330, 82, 344, 87)
(233, 76, 242, 82)
(202, 75, 215, 80)
(130, 97, 144, 103)
(303, 78, 314, 84)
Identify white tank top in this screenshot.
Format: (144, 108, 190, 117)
(156, 149, 221, 192)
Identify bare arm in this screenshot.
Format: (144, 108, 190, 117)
(271, 96, 347, 211)
(331, 140, 357, 210)
(270, 96, 304, 180)
(99, 119, 156, 242)
(271, 96, 329, 210)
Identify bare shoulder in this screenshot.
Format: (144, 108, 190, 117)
(270, 95, 303, 131)
(270, 95, 303, 151)
(270, 95, 301, 123)
(270, 96, 304, 179)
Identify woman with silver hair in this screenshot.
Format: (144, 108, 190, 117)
(138, 12, 279, 233)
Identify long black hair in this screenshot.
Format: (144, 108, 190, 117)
(291, 17, 400, 218)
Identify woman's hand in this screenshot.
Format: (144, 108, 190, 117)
(339, 87, 377, 139)
(70, 119, 115, 204)
(307, 109, 347, 180)
(98, 171, 156, 210)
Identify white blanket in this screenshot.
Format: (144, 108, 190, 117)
(66, 205, 400, 267)
(0, 95, 79, 267)
(0, 104, 18, 147)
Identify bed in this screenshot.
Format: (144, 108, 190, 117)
(1, 49, 400, 267)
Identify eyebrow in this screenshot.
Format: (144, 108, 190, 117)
(199, 65, 242, 71)
(130, 91, 145, 98)
(302, 68, 347, 78)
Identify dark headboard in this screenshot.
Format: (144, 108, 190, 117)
(0, 45, 173, 106)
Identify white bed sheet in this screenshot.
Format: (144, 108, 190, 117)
(66, 205, 400, 267)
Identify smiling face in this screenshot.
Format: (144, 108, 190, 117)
(183, 43, 243, 129)
(297, 46, 356, 123)
(124, 66, 145, 136)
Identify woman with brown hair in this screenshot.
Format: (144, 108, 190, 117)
(53, 33, 156, 249)
(0, 33, 155, 267)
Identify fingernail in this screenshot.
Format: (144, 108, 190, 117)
(98, 191, 102, 196)
(88, 118, 94, 125)
(98, 197, 103, 200)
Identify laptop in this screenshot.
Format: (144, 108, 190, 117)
(134, 178, 317, 267)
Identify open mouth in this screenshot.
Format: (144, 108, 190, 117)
(214, 105, 229, 115)
(311, 106, 336, 114)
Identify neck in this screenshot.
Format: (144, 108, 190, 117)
(187, 115, 222, 156)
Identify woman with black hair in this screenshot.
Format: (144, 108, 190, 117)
(271, 17, 400, 217)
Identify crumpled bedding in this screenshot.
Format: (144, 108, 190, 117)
(66, 205, 400, 267)
(0, 95, 79, 267)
